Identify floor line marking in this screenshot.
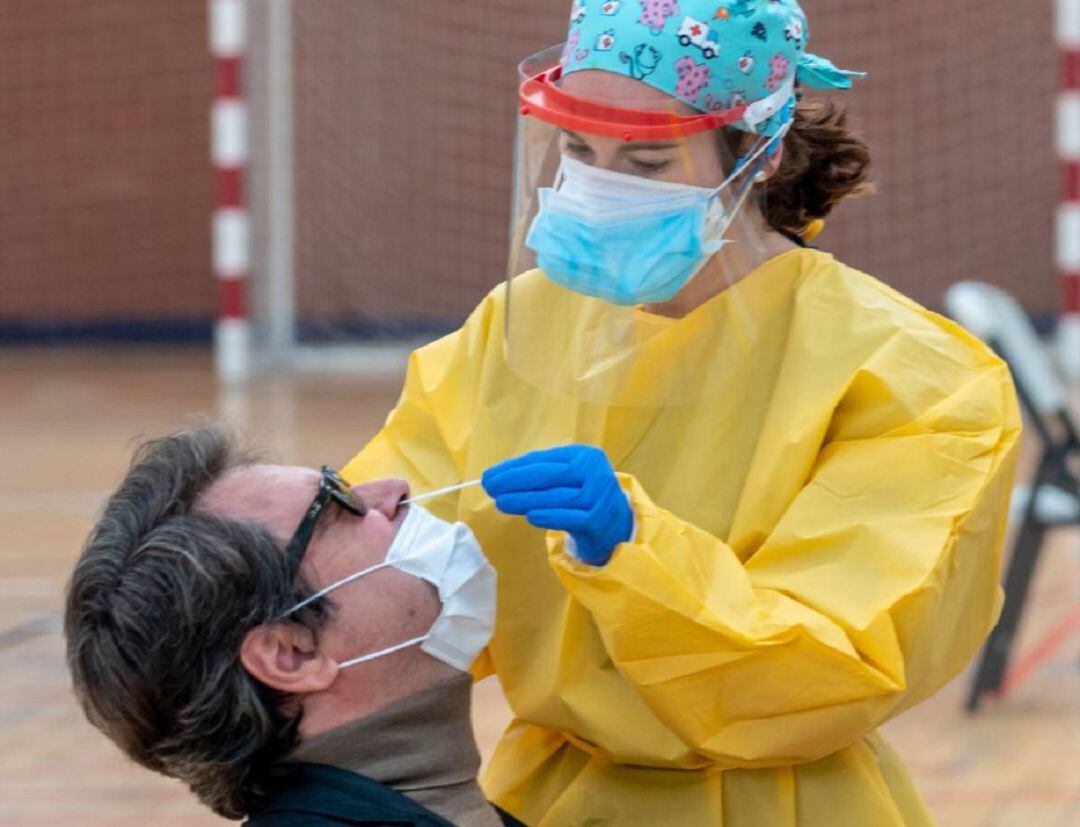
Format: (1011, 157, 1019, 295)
(0, 612, 61, 651)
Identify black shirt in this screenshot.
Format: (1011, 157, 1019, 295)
(245, 762, 526, 827)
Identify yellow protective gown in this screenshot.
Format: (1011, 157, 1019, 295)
(343, 248, 1021, 827)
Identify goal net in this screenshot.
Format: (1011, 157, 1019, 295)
(238, 1, 568, 377)
(237, 0, 1059, 379)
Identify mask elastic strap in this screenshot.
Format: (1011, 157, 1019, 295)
(723, 119, 791, 189)
(701, 118, 793, 239)
(726, 169, 764, 224)
(715, 116, 794, 199)
(338, 634, 430, 670)
(283, 560, 392, 616)
(553, 160, 568, 191)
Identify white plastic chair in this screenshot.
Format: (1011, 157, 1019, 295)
(944, 282, 1080, 710)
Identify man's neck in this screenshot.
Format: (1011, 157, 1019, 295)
(289, 673, 503, 827)
(291, 673, 478, 777)
(298, 652, 458, 739)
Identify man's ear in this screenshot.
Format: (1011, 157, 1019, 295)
(240, 622, 338, 694)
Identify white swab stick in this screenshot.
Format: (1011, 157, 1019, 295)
(401, 479, 482, 505)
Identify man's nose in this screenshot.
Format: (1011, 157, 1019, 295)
(350, 478, 410, 519)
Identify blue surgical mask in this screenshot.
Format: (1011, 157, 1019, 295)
(525, 132, 782, 306)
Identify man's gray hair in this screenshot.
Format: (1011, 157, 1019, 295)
(64, 425, 328, 819)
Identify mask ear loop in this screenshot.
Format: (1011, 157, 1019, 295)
(724, 118, 790, 186)
(700, 119, 788, 235)
(283, 560, 392, 617)
(338, 633, 430, 669)
(552, 157, 568, 191)
(281, 552, 434, 669)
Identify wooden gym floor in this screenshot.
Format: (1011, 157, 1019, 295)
(1, 348, 1077, 827)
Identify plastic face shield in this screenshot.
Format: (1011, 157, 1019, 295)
(504, 45, 776, 407)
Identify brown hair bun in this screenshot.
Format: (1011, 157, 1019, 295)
(758, 97, 873, 238)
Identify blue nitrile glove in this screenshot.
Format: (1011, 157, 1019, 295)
(482, 445, 633, 566)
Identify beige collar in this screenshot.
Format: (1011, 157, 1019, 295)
(290, 673, 502, 827)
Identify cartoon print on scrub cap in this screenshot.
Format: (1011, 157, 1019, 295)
(561, 0, 864, 136)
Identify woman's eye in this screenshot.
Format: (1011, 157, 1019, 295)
(566, 143, 592, 157)
(631, 159, 670, 174)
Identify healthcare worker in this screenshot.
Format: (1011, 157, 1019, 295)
(344, 1, 1021, 825)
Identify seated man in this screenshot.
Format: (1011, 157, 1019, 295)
(65, 425, 518, 826)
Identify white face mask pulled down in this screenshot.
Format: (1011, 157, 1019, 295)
(285, 505, 496, 673)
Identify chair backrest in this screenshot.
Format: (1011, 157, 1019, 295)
(944, 281, 1068, 417)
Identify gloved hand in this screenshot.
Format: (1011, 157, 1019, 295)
(482, 445, 633, 566)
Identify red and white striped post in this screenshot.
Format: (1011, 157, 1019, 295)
(1058, 0, 1080, 378)
(211, 0, 251, 382)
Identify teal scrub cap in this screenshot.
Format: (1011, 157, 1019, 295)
(562, 0, 864, 136)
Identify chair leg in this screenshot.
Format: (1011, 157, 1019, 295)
(966, 512, 1047, 711)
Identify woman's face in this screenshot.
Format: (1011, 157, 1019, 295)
(559, 70, 729, 187)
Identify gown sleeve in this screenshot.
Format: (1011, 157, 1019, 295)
(547, 341, 1021, 767)
(341, 290, 501, 680)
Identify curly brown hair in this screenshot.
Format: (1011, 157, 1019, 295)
(727, 95, 873, 239)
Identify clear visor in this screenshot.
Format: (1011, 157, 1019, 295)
(504, 46, 781, 407)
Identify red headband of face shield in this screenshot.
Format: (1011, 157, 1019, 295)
(518, 63, 746, 143)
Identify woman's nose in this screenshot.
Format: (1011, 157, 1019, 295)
(590, 154, 618, 172)
(350, 478, 410, 519)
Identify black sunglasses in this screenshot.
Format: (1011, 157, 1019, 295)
(284, 466, 367, 570)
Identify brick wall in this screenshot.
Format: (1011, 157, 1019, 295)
(283, 0, 1060, 332)
(0, 1, 1060, 342)
(0, 0, 214, 339)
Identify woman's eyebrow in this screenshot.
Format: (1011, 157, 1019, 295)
(619, 142, 680, 152)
